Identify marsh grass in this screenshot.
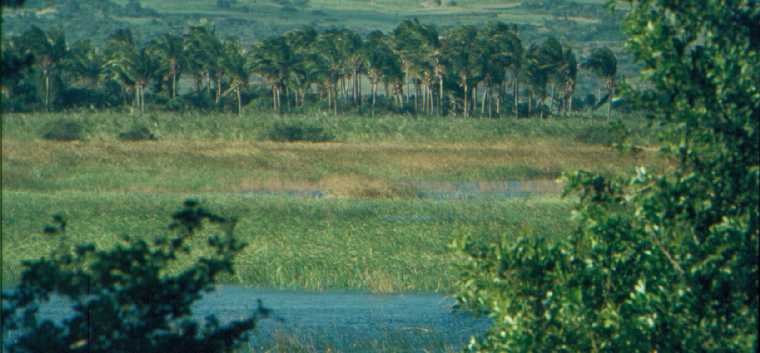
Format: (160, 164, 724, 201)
(1, 191, 572, 292)
(2, 112, 664, 197)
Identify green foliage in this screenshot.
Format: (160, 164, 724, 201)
(262, 122, 335, 142)
(41, 119, 86, 141)
(1, 200, 265, 353)
(118, 124, 158, 141)
(456, 1, 759, 352)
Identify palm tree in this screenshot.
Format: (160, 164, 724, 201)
(64, 40, 102, 90)
(250, 36, 295, 113)
(183, 24, 222, 98)
(219, 37, 248, 116)
(523, 43, 549, 118)
(536, 36, 565, 115)
(104, 30, 159, 114)
(392, 19, 436, 113)
(581, 47, 617, 120)
(148, 33, 185, 99)
(364, 30, 402, 114)
(443, 25, 481, 117)
(557, 46, 577, 114)
(283, 27, 319, 109)
(314, 29, 347, 114)
(19, 26, 67, 110)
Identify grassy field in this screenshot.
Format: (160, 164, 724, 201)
(1, 112, 664, 292)
(1, 191, 571, 292)
(2, 112, 663, 197)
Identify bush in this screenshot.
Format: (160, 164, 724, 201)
(118, 125, 158, 141)
(1, 200, 267, 353)
(262, 122, 335, 142)
(41, 119, 86, 141)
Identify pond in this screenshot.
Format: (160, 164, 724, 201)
(4, 286, 490, 353)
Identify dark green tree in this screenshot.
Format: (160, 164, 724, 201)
(581, 47, 617, 120)
(456, 1, 758, 352)
(2, 200, 267, 353)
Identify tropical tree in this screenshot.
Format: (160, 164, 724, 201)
(557, 46, 577, 114)
(364, 30, 402, 114)
(249, 36, 295, 113)
(393, 19, 437, 113)
(442, 25, 481, 117)
(479, 23, 521, 117)
(148, 33, 185, 99)
(313, 29, 346, 114)
(522, 43, 549, 118)
(581, 47, 617, 119)
(18, 26, 67, 109)
(219, 37, 248, 116)
(103, 30, 159, 114)
(64, 40, 103, 90)
(183, 24, 222, 98)
(283, 26, 319, 109)
(536, 36, 565, 115)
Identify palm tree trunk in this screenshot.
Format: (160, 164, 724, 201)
(216, 77, 222, 104)
(463, 82, 468, 118)
(372, 81, 377, 116)
(236, 86, 242, 116)
(607, 80, 614, 121)
(172, 71, 177, 99)
(45, 72, 50, 110)
(481, 85, 487, 116)
(439, 77, 444, 116)
(472, 86, 477, 116)
(513, 79, 519, 117)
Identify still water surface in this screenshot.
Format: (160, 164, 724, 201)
(5, 286, 489, 352)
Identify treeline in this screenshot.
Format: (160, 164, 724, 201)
(1, 20, 620, 118)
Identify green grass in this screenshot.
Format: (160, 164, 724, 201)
(1, 112, 664, 197)
(1, 112, 663, 293)
(1, 191, 572, 293)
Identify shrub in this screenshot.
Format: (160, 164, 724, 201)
(118, 125, 158, 141)
(41, 119, 85, 141)
(262, 122, 335, 142)
(456, 2, 758, 353)
(1, 200, 267, 353)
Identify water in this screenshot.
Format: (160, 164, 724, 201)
(234, 179, 562, 200)
(408, 179, 563, 200)
(4, 286, 489, 353)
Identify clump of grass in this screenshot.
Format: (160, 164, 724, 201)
(262, 122, 335, 142)
(118, 125, 158, 141)
(40, 119, 85, 141)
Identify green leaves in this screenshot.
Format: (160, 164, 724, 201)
(456, 1, 759, 352)
(2, 200, 256, 353)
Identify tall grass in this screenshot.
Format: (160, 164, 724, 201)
(1, 191, 572, 293)
(1, 111, 656, 144)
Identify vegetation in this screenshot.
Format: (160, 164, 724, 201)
(3, 20, 623, 118)
(1, 191, 573, 293)
(2, 200, 268, 353)
(455, 1, 758, 352)
(2, 113, 664, 196)
(40, 118, 86, 141)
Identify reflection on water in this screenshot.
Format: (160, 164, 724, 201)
(4, 286, 489, 353)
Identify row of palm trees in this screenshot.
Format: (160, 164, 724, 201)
(2, 21, 619, 118)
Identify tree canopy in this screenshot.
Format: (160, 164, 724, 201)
(455, 1, 758, 351)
